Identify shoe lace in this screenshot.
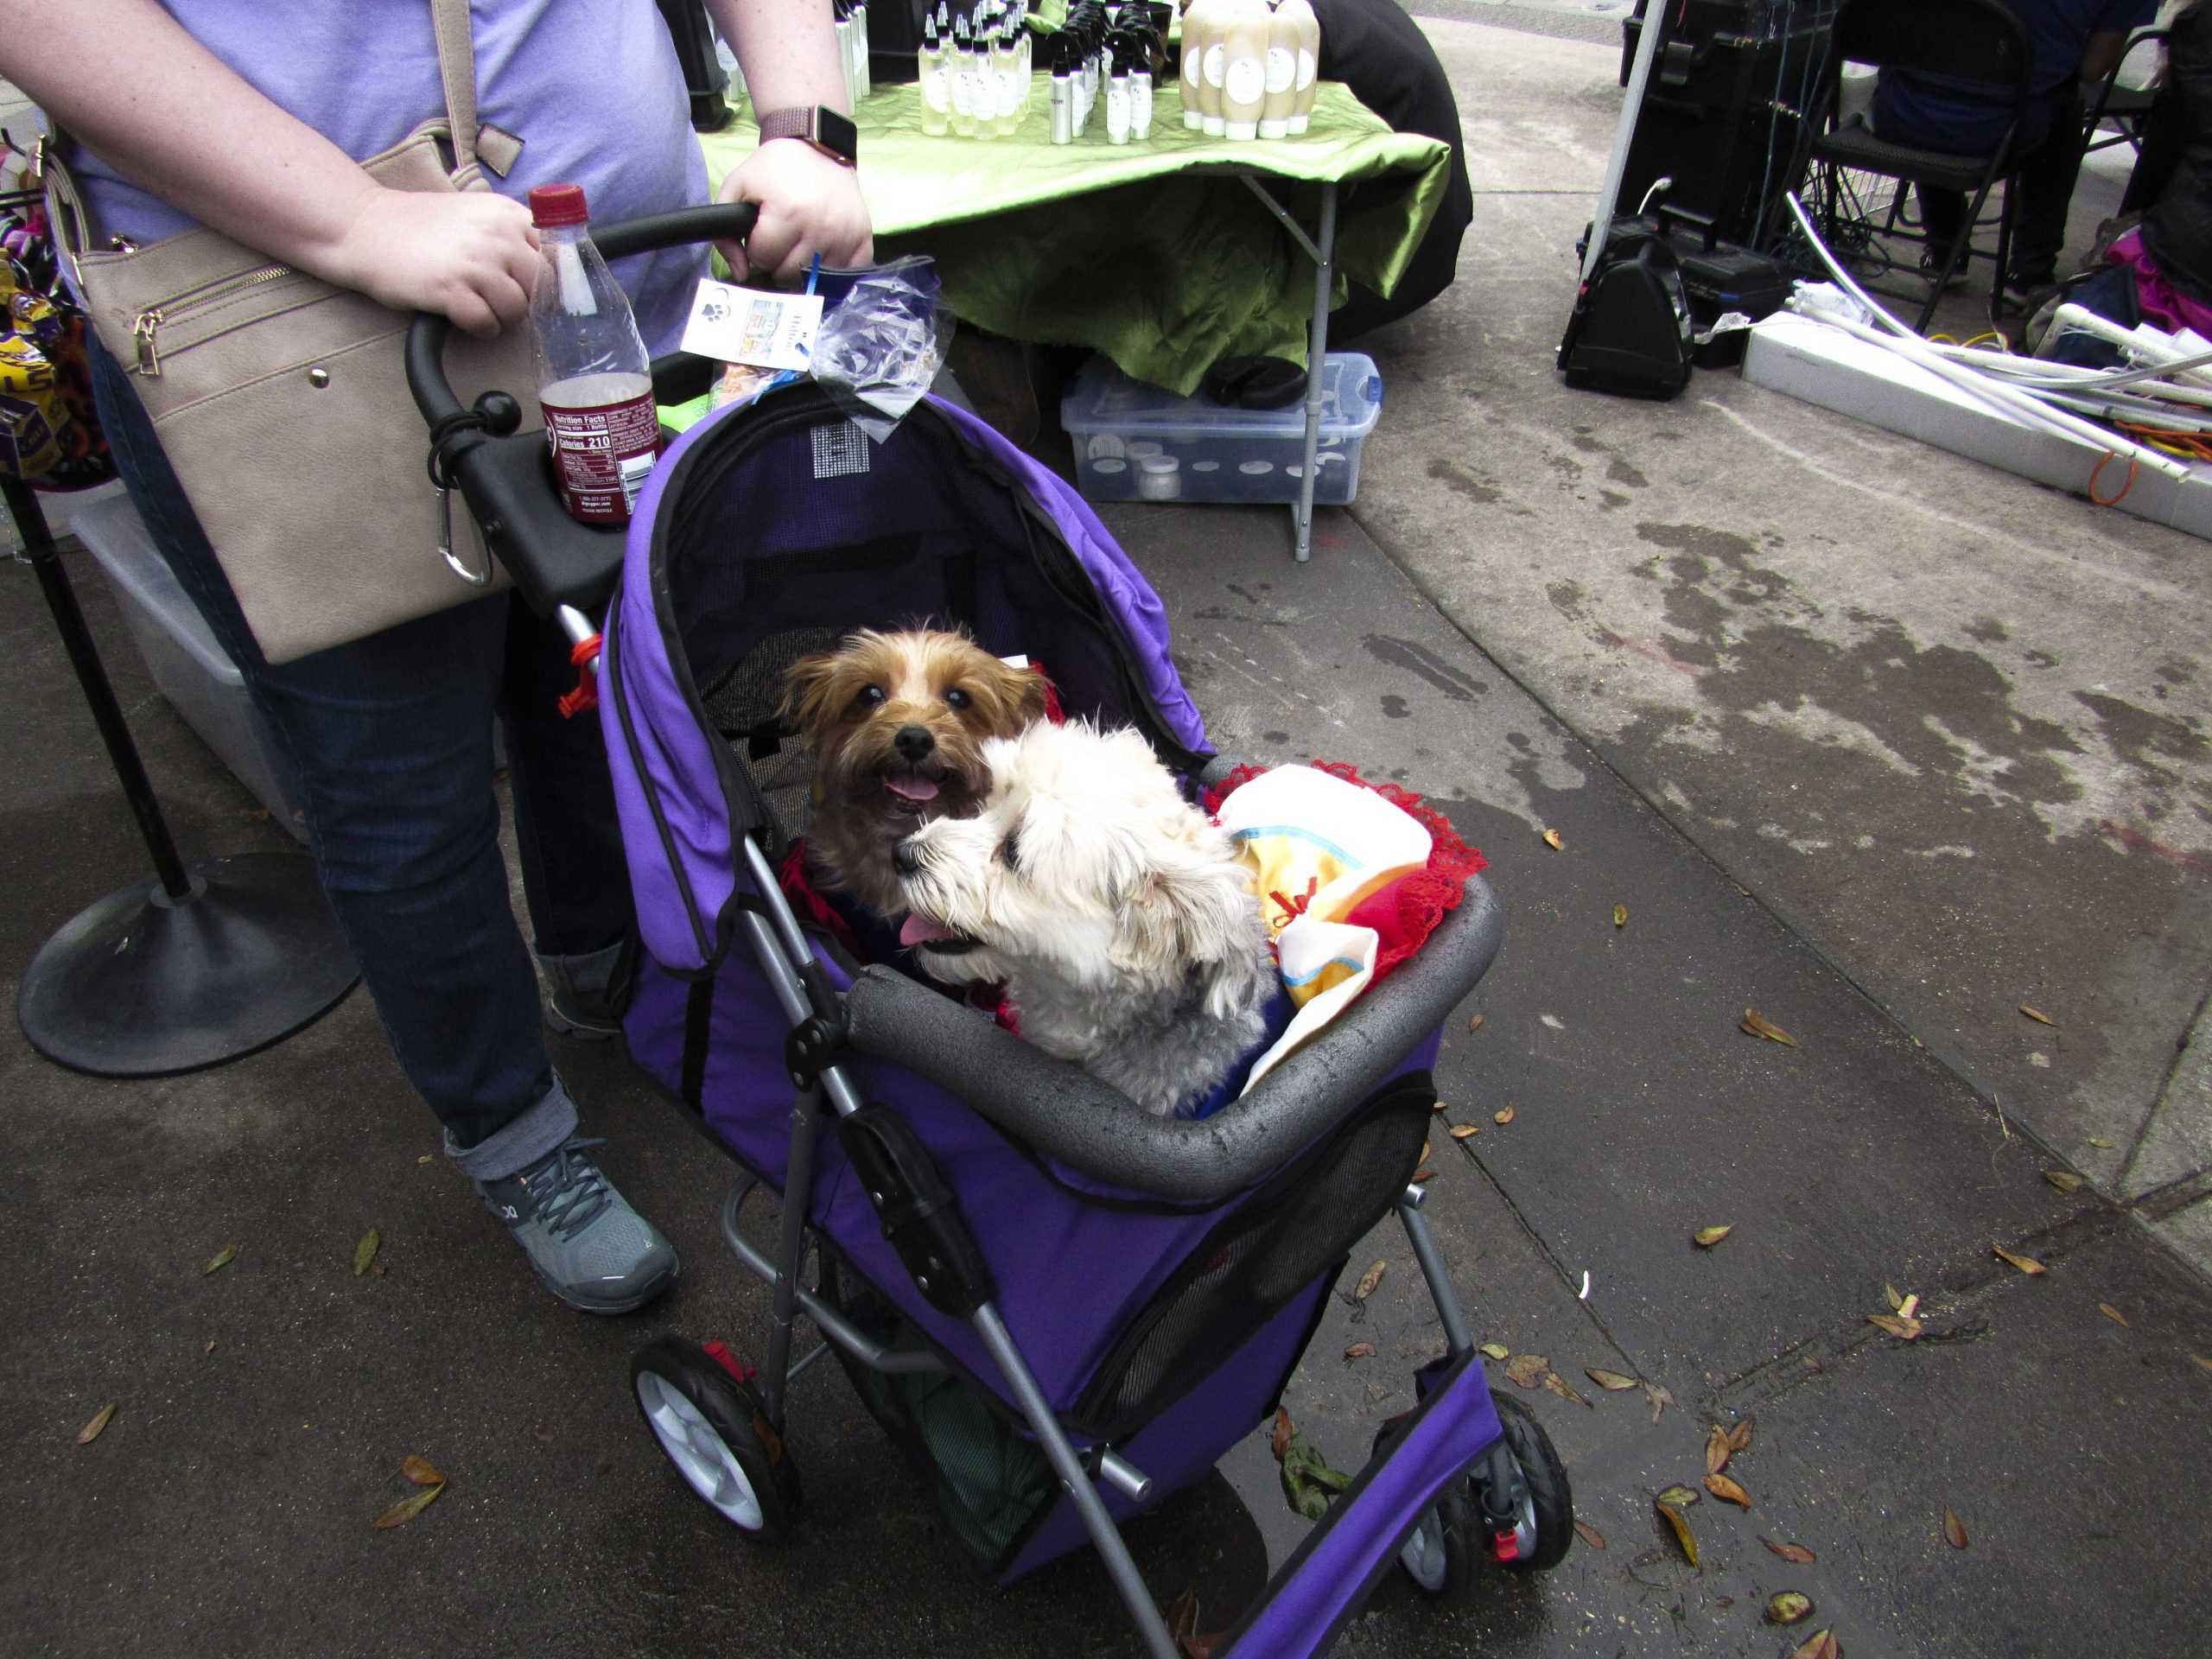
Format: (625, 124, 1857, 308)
(521, 1136, 614, 1241)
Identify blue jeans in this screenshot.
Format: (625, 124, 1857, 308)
(88, 336, 632, 1166)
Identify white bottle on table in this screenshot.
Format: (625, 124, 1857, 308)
(918, 12, 950, 135)
(1220, 0, 1267, 140)
(1279, 0, 1319, 134)
(1259, 0, 1297, 139)
(1179, 0, 1210, 128)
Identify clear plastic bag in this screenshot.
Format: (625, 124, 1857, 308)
(810, 256, 954, 441)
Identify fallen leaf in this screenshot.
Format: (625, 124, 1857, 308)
(1420, 1141, 1431, 1165)
(353, 1228, 380, 1278)
(1277, 1427, 1352, 1521)
(1613, 904, 1628, 928)
(1763, 1537, 1818, 1564)
(1942, 1506, 1968, 1549)
(1586, 1368, 1638, 1391)
(530, 1421, 556, 1443)
(1574, 1520, 1606, 1549)
(1542, 828, 1563, 850)
(401, 1454, 446, 1487)
(1656, 1484, 1701, 1508)
(2087, 1135, 2115, 1150)
(1694, 1225, 1732, 1248)
(1353, 1260, 1387, 1301)
(1271, 1408, 1294, 1461)
(1410, 1166, 1435, 1184)
(2100, 1302, 2129, 1327)
(416, 1154, 433, 1166)
(1169, 1588, 1226, 1657)
(1885, 1283, 1904, 1312)
(1479, 1342, 1510, 1361)
(1343, 1341, 1377, 1360)
(373, 1482, 445, 1529)
(1503, 1352, 1548, 1389)
(1868, 1313, 1923, 1340)
(1431, 1097, 1446, 1112)
(1705, 1472, 1752, 1509)
(1643, 1381, 1675, 1422)
(1741, 1007, 1798, 1046)
(1466, 1014, 1484, 1033)
(2020, 1003, 2057, 1027)
(1656, 1497, 1699, 1565)
(2193, 1354, 2212, 1375)
(1726, 1417, 1755, 1455)
(1768, 1592, 1815, 1625)
(1790, 1632, 1840, 1659)
(1897, 1294, 1921, 1321)
(371, 1262, 387, 1278)
(1541, 1370, 1592, 1408)
(2044, 1169, 2083, 1194)
(1450, 1124, 1480, 1141)
(203, 1340, 215, 1357)
(202, 1244, 237, 1276)
(76, 1404, 117, 1445)
(1493, 1106, 1516, 1126)
(1707, 1424, 1733, 1475)
(1993, 1244, 2047, 1276)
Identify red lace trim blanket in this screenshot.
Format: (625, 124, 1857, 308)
(1204, 760, 1487, 986)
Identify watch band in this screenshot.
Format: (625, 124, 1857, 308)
(756, 105, 859, 166)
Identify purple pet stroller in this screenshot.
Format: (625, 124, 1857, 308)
(410, 207, 1572, 1659)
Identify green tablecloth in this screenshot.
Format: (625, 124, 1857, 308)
(698, 81, 1449, 395)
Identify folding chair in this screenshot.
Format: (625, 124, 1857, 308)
(2082, 26, 2171, 165)
(1794, 0, 2034, 334)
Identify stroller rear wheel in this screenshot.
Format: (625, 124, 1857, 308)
(631, 1336, 802, 1540)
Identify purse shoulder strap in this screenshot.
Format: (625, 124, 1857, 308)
(47, 0, 485, 264)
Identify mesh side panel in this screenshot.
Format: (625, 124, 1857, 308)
(696, 625, 843, 848)
(1071, 1073, 1437, 1440)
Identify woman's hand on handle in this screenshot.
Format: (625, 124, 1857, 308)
(324, 188, 542, 338)
(715, 141, 872, 283)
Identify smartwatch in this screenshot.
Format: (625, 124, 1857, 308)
(756, 106, 859, 168)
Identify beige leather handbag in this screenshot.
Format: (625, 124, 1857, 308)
(45, 0, 537, 663)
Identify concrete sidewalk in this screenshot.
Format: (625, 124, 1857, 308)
(5, 9, 2209, 1659)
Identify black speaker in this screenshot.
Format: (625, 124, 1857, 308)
(1617, 0, 1834, 250)
(1557, 228, 1696, 401)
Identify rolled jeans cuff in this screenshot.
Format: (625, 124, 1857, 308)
(444, 1076, 581, 1181)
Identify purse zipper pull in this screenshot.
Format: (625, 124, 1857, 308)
(132, 309, 162, 376)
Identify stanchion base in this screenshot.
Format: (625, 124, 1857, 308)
(18, 851, 359, 1077)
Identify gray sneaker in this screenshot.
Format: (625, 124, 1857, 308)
(542, 942, 631, 1042)
(474, 1136, 678, 1314)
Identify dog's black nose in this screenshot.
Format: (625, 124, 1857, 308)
(893, 724, 936, 762)
(893, 838, 922, 877)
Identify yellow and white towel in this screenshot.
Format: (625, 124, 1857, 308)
(1217, 765, 1433, 1091)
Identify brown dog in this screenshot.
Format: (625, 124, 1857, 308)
(781, 627, 1048, 915)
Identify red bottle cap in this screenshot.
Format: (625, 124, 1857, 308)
(528, 183, 589, 228)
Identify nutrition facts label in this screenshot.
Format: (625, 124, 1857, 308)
(542, 384, 660, 525)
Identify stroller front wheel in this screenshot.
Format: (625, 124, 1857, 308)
(631, 1336, 802, 1540)
(1478, 1392, 1573, 1573)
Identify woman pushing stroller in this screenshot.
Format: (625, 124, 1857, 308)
(2, 0, 870, 1315)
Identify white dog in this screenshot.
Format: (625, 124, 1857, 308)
(893, 721, 1277, 1117)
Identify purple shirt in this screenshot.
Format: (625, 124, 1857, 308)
(67, 0, 710, 351)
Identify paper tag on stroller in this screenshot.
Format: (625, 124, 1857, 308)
(682, 279, 823, 372)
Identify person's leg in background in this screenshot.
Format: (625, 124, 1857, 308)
(2005, 83, 2091, 290)
(86, 335, 675, 1314)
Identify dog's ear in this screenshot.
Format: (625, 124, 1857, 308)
(779, 649, 850, 735)
(1116, 849, 1265, 1022)
(964, 652, 1050, 731)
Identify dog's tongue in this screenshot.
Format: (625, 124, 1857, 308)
(899, 912, 961, 947)
(885, 776, 940, 804)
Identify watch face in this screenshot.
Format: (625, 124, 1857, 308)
(816, 106, 858, 162)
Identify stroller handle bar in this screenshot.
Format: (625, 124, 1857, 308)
(404, 202, 759, 426)
(401, 202, 759, 612)
(842, 873, 1504, 1205)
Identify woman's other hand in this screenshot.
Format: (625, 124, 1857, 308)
(715, 139, 873, 283)
(322, 188, 543, 337)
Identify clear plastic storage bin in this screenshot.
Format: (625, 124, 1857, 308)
(1059, 353, 1383, 506)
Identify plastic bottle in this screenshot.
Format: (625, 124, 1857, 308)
(1130, 29, 1154, 138)
(1050, 37, 1075, 143)
(528, 183, 658, 527)
(993, 16, 1021, 136)
(1278, 0, 1319, 134)
(918, 11, 950, 136)
(1220, 0, 1267, 140)
(1259, 0, 1297, 139)
(1106, 41, 1131, 144)
(950, 10, 978, 136)
(1197, 0, 1235, 136)
(1179, 0, 1217, 130)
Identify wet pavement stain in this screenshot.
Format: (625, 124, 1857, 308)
(1548, 579, 1587, 620)
(1964, 616, 2011, 645)
(2074, 692, 2209, 792)
(1607, 455, 1650, 488)
(1427, 456, 1503, 505)
(1381, 694, 1411, 720)
(1599, 488, 1630, 510)
(1362, 634, 1489, 702)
